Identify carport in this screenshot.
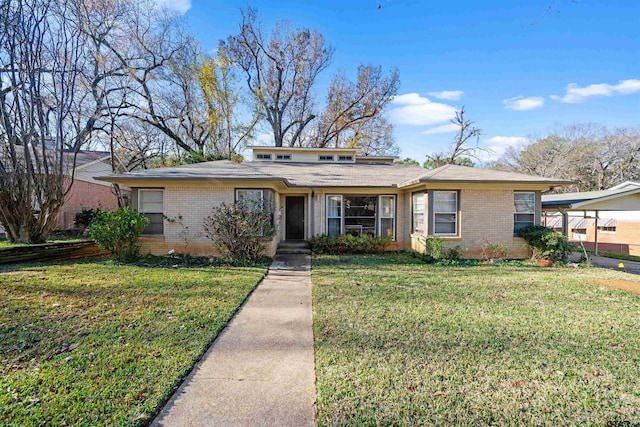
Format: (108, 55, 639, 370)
(541, 182, 640, 255)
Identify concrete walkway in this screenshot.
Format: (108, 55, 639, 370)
(152, 253, 316, 426)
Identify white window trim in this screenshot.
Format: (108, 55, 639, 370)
(514, 191, 536, 234)
(412, 192, 425, 235)
(378, 195, 396, 241)
(433, 190, 458, 236)
(326, 194, 343, 236)
(275, 154, 292, 161)
(256, 153, 271, 160)
(318, 155, 334, 161)
(337, 155, 353, 162)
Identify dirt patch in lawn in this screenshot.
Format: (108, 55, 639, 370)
(589, 278, 640, 294)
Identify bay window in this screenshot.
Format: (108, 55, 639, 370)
(325, 195, 396, 240)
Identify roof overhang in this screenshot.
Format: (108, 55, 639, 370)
(542, 188, 640, 211)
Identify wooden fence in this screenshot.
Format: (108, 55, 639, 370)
(0, 240, 110, 265)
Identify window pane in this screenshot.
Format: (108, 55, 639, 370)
(434, 191, 456, 213)
(434, 221, 456, 234)
(237, 189, 263, 204)
(327, 218, 341, 238)
(139, 190, 163, 213)
(143, 213, 164, 234)
(327, 196, 341, 217)
(412, 193, 424, 234)
(380, 196, 394, 218)
(380, 218, 394, 237)
(514, 192, 535, 213)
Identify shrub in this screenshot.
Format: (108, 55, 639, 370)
(309, 234, 336, 254)
(517, 225, 572, 263)
(74, 207, 102, 229)
(90, 207, 149, 262)
(309, 233, 393, 255)
(420, 235, 462, 263)
(203, 199, 276, 266)
(481, 241, 508, 262)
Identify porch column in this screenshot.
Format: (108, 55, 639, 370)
(594, 210, 599, 255)
(559, 208, 569, 237)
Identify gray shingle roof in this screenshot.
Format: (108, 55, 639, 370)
(542, 184, 640, 208)
(98, 160, 570, 188)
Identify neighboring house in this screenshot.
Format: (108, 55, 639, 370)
(97, 146, 569, 258)
(542, 181, 640, 255)
(0, 150, 126, 236)
(55, 151, 128, 230)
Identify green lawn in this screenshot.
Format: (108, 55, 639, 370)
(313, 254, 640, 426)
(0, 261, 266, 426)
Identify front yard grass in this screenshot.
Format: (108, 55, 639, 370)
(313, 254, 640, 426)
(1, 260, 266, 426)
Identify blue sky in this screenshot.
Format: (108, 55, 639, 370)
(159, 0, 640, 163)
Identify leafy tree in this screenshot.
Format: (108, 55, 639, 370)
(394, 157, 420, 166)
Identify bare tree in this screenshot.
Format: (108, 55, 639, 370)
(313, 65, 400, 152)
(0, 0, 90, 243)
(497, 123, 640, 192)
(425, 107, 483, 168)
(223, 8, 334, 147)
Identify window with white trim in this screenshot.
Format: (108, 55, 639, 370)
(379, 196, 396, 239)
(337, 155, 353, 162)
(327, 195, 342, 238)
(514, 192, 535, 234)
(275, 154, 291, 160)
(255, 153, 271, 160)
(236, 188, 264, 205)
(318, 155, 334, 161)
(325, 195, 396, 240)
(138, 189, 164, 235)
(433, 191, 457, 235)
(412, 192, 424, 234)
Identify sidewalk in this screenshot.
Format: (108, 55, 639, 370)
(152, 253, 316, 426)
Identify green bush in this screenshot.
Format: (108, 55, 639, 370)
(203, 199, 276, 266)
(89, 207, 149, 262)
(309, 234, 393, 255)
(517, 225, 572, 263)
(420, 235, 462, 263)
(481, 241, 508, 262)
(74, 207, 102, 229)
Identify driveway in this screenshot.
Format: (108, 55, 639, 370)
(589, 255, 640, 275)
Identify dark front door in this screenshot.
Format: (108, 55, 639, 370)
(286, 196, 305, 240)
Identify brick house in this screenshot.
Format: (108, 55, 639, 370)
(542, 181, 640, 256)
(97, 146, 569, 258)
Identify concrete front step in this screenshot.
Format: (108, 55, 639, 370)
(277, 249, 312, 255)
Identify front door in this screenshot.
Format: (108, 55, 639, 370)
(285, 196, 305, 240)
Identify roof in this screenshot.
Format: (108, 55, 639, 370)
(401, 164, 571, 187)
(73, 150, 112, 168)
(542, 184, 640, 210)
(97, 159, 569, 189)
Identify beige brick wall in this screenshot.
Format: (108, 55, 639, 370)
(411, 189, 531, 259)
(138, 185, 280, 257)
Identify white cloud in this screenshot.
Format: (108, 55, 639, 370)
(421, 123, 459, 135)
(427, 90, 463, 101)
(552, 79, 640, 103)
(388, 93, 456, 126)
(481, 136, 530, 160)
(155, 0, 191, 14)
(503, 96, 545, 111)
